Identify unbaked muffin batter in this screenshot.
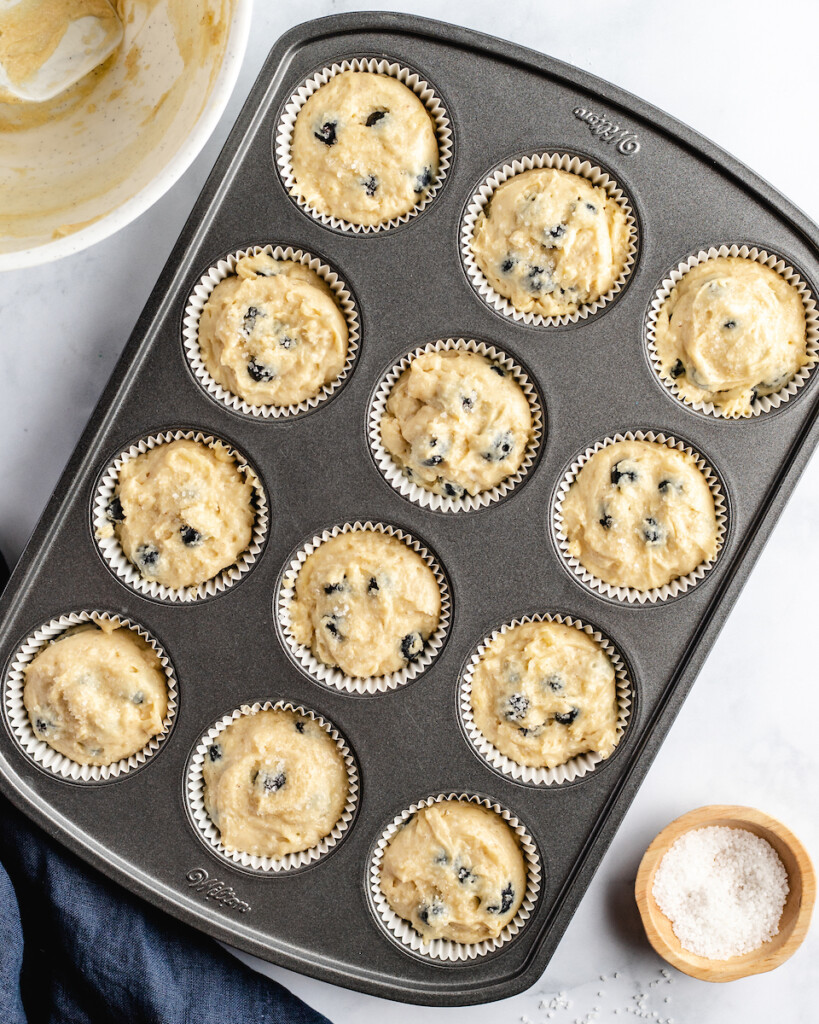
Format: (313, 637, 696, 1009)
(106, 439, 256, 590)
(470, 620, 619, 769)
(289, 70, 439, 226)
(380, 350, 534, 498)
(288, 531, 441, 678)
(380, 801, 526, 944)
(23, 622, 168, 766)
(198, 253, 349, 407)
(203, 708, 348, 859)
(471, 167, 630, 317)
(561, 440, 718, 591)
(654, 256, 808, 417)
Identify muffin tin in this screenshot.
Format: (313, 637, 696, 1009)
(1, 12, 818, 1006)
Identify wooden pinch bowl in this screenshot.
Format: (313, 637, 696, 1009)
(635, 805, 815, 982)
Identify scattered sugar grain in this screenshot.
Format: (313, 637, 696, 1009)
(652, 825, 788, 959)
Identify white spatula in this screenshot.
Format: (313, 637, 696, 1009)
(0, 0, 123, 103)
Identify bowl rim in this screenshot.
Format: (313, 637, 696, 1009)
(0, 0, 254, 272)
(634, 804, 816, 982)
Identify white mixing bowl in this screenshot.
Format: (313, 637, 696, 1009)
(0, 0, 253, 270)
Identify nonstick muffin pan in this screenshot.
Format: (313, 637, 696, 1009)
(1, 12, 819, 1006)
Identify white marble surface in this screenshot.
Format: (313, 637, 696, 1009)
(1, 1, 817, 1021)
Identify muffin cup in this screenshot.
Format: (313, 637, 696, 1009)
(93, 429, 268, 603)
(368, 792, 541, 962)
(276, 521, 451, 695)
(186, 700, 359, 872)
(182, 244, 361, 419)
(460, 612, 632, 785)
(368, 338, 544, 513)
(461, 151, 638, 326)
(645, 244, 819, 418)
(275, 57, 452, 233)
(4, 610, 178, 782)
(553, 430, 728, 604)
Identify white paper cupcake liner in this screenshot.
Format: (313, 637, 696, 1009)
(553, 430, 728, 604)
(460, 613, 632, 786)
(4, 610, 178, 782)
(182, 244, 361, 419)
(368, 338, 544, 513)
(93, 429, 268, 603)
(369, 792, 541, 962)
(275, 57, 452, 233)
(461, 152, 638, 326)
(645, 244, 819, 418)
(186, 700, 359, 873)
(276, 521, 451, 694)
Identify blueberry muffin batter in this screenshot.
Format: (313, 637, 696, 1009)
(23, 622, 168, 766)
(561, 440, 718, 591)
(654, 256, 808, 417)
(198, 254, 349, 408)
(203, 709, 348, 859)
(471, 167, 630, 317)
(380, 801, 526, 944)
(289, 70, 439, 226)
(380, 350, 534, 498)
(288, 531, 441, 678)
(470, 621, 619, 769)
(105, 439, 256, 590)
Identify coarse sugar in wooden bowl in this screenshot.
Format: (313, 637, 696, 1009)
(635, 805, 815, 982)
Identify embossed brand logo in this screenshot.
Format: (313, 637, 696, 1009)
(186, 868, 251, 913)
(573, 107, 640, 155)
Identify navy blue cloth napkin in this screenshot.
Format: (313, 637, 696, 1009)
(0, 795, 331, 1024)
